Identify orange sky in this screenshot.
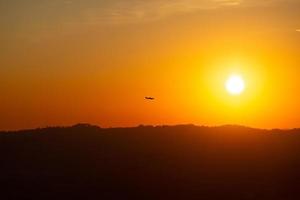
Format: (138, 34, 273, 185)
(1, 0, 300, 130)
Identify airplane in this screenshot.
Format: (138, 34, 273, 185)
(145, 97, 155, 100)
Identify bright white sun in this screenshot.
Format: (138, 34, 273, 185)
(225, 75, 245, 95)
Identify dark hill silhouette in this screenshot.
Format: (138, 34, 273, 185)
(1, 124, 300, 199)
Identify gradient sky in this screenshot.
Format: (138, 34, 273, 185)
(1, 0, 300, 130)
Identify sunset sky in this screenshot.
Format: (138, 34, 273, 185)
(1, 0, 300, 130)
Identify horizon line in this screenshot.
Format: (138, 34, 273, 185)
(1, 123, 299, 133)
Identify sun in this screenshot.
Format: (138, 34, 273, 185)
(225, 75, 245, 95)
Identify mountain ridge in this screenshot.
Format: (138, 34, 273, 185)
(1, 123, 300, 134)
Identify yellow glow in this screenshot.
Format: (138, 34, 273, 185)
(225, 75, 245, 95)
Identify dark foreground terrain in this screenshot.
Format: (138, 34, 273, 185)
(1, 124, 300, 200)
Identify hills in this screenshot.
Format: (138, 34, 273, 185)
(1, 124, 300, 200)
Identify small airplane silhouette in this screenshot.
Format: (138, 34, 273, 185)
(145, 97, 155, 100)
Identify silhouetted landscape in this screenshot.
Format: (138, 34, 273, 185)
(1, 124, 300, 199)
